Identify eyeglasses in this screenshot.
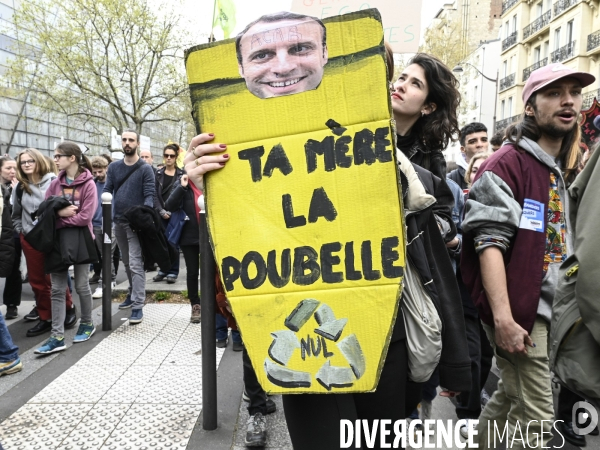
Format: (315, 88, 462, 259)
(54, 154, 69, 160)
(163, 154, 177, 159)
(19, 160, 35, 166)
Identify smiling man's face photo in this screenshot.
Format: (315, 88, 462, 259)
(236, 13, 328, 99)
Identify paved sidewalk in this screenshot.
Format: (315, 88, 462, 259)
(0, 304, 224, 449)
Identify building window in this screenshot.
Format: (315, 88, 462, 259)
(544, 40, 550, 58)
(508, 97, 513, 117)
(474, 85, 478, 109)
(501, 100, 506, 119)
(503, 60, 508, 77)
(567, 20, 574, 43)
(554, 28, 561, 50)
(534, 46, 541, 63)
(536, 2, 543, 18)
(505, 20, 510, 38)
(512, 15, 517, 33)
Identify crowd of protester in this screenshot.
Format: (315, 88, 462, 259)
(1, 15, 600, 450)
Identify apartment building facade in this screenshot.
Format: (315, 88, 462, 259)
(496, 0, 600, 133)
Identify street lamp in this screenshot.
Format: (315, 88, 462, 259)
(453, 62, 499, 133)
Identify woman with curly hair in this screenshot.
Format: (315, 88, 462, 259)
(391, 53, 461, 180)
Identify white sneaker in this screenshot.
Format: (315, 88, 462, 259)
(460, 419, 476, 439)
(92, 287, 103, 299)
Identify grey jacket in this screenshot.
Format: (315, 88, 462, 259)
(550, 147, 600, 410)
(462, 137, 573, 322)
(11, 173, 56, 235)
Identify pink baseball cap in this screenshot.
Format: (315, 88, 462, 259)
(522, 63, 595, 103)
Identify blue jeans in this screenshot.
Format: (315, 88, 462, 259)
(0, 311, 19, 363)
(216, 313, 241, 343)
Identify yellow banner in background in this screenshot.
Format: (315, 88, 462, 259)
(185, 9, 405, 394)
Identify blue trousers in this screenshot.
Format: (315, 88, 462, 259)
(216, 313, 241, 343)
(0, 311, 19, 363)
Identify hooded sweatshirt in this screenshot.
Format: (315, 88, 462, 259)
(12, 172, 56, 235)
(461, 137, 572, 331)
(45, 169, 98, 238)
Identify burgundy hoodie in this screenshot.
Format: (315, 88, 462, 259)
(45, 168, 97, 239)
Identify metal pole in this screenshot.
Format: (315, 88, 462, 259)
(101, 192, 113, 331)
(199, 194, 217, 430)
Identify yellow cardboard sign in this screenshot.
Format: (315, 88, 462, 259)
(185, 9, 405, 393)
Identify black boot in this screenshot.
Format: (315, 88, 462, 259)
(556, 421, 586, 447)
(27, 320, 52, 337)
(64, 305, 77, 329)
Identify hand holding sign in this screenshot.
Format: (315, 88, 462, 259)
(184, 133, 229, 190)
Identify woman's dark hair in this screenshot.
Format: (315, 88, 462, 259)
(55, 141, 93, 173)
(408, 53, 461, 151)
(505, 93, 581, 183)
(163, 143, 179, 154)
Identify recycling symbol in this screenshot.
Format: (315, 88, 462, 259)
(264, 299, 366, 391)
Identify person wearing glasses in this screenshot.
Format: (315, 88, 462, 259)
(34, 142, 98, 354)
(12, 148, 76, 337)
(152, 144, 184, 284)
(103, 130, 156, 324)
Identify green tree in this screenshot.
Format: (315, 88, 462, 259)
(418, 18, 469, 72)
(6, 0, 193, 145)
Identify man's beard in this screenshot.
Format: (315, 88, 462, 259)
(123, 145, 138, 155)
(538, 121, 574, 139)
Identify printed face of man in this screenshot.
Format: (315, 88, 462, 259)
(238, 18, 328, 99)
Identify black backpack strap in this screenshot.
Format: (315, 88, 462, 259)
(114, 160, 144, 196)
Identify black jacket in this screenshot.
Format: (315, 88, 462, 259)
(154, 166, 184, 213)
(0, 185, 15, 278)
(164, 181, 199, 247)
(397, 133, 447, 182)
(124, 205, 177, 273)
(399, 157, 471, 393)
(24, 196, 92, 273)
(447, 166, 468, 191)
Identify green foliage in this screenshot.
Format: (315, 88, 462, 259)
(154, 291, 172, 301)
(6, 0, 195, 139)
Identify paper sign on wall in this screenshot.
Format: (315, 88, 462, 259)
(185, 9, 405, 394)
(290, 0, 421, 53)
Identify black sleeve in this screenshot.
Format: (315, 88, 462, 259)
(165, 182, 186, 212)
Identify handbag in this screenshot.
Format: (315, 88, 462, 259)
(58, 227, 98, 266)
(402, 257, 443, 383)
(165, 208, 188, 247)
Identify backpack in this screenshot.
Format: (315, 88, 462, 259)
(402, 257, 443, 383)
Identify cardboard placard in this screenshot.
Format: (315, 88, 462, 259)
(185, 9, 405, 394)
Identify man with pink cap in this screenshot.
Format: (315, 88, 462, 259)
(461, 63, 595, 448)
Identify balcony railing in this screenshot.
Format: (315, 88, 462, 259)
(523, 58, 548, 82)
(502, 31, 518, 51)
(496, 115, 520, 132)
(499, 73, 516, 91)
(583, 89, 600, 110)
(551, 41, 576, 63)
(588, 30, 600, 52)
(523, 11, 551, 40)
(502, 0, 519, 15)
(554, 0, 580, 17)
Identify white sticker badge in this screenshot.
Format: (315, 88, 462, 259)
(519, 198, 545, 232)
